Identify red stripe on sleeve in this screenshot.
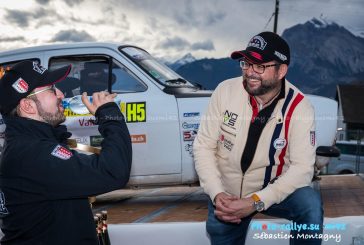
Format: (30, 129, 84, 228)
(276, 93, 304, 176)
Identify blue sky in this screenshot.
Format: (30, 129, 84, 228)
(0, 0, 363, 61)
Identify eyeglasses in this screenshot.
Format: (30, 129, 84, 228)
(239, 60, 280, 74)
(27, 84, 57, 97)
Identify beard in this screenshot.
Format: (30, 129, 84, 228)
(243, 74, 280, 96)
(33, 97, 66, 127)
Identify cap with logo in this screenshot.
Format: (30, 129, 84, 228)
(231, 31, 290, 65)
(0, 60, 71, 115)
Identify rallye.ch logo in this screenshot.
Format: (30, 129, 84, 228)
(131, 134, 147, 144)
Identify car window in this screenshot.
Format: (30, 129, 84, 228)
(336, 143, 364, 156)
(119, 46, 195, 88)
(49, 56, 110, 98)
(111, 59, 147, 93)
(49, 55, 146, 98)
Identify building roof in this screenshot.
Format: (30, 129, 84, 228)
(336, 84, 364, 124)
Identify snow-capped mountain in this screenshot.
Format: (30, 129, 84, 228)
(166, 53, 196, 70)
(283, 18, 364, 96)
(308, 17, 334, 29)
(173, 18, 364, 98)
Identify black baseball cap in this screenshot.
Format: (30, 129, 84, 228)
(0, 60, 71, 115)
(231, 31, 290, 65)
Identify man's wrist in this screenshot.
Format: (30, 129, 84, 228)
(252, 194, 265, 212)
(95, 102, 124, 125)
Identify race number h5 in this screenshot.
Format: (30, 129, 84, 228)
(126, 102, 146, 123)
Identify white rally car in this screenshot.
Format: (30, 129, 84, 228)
(0, 42, 338, 186)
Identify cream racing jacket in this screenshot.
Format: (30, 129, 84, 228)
(194, 77, 316, 209)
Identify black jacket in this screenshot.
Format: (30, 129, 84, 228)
(0, 102, 132, 245)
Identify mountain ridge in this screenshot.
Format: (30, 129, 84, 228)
(170, 18, 364, 97)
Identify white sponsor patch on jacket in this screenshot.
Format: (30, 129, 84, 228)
(12, 77, 29, 93)
(273, 138, 286, 150)
(310, 131, 316, 146)
(219, 134, 234, 151)
(51, 145, 73, 160)
(223, 110, 238, 129)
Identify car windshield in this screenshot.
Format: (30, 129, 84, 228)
(119, 46, 195, 88)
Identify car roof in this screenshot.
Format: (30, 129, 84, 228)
(0, 42, 131, 57)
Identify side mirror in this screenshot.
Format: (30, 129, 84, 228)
(316, 146, 340, 157)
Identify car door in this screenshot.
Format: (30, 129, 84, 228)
(44, 47, 181, 184)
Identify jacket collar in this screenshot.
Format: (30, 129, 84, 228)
(243, 79, 289, 123)
(3, 116, 72, 143)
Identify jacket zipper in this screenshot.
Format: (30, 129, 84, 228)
(239, 176, 243, 198)
(239, 98, 253, 199)
(239, 101, 278, 199)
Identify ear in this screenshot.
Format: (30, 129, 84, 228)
(277, 64, 288, 80)
(18, 98, 38, 115)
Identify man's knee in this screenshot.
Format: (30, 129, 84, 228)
(291, 187, 323, 222)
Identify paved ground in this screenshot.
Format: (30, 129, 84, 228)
(92, 185, 208, 224)
(92, 175, 364, 224)
(320, 175, 364, 217)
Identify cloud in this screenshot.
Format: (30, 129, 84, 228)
(114, 13, 130, 30)
(148, 17, 159, 30)
(5, 9, 31, 27)
(0, 36, 25, 42)
(63, 0, 84, 7)
(145, 17, 170, 37)
(191, 40, 215, 51)
(174, 0, 226, 27)
(155, 36, 215, 52)
(69, 16, 107, 26)
(156, 36, 190, 51)
(0, 0, 363, 60)
(50, 29, 96, 42)
(35, 0, 50, 4)
(4, 7, 58, 27)
(33, 7, 50, 18)
(64, 5, 128, 30)
(205, 12, 226, 25)
(121, 0, 226, 27)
